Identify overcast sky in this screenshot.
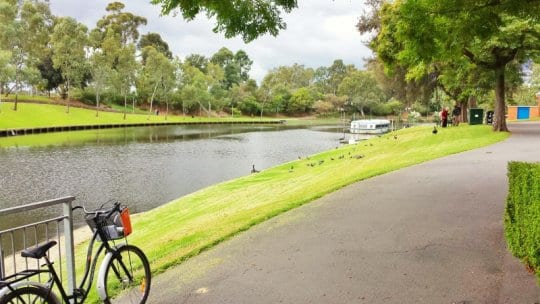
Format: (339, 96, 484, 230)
(49, 0, 373, 83)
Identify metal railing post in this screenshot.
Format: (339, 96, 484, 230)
(63, 199, 76, 300)
(0, 246, 4, 279)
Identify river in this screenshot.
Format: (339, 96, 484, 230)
(0, 123, 344, 228)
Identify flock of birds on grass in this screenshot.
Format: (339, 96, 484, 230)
(251, 126, 439, 174)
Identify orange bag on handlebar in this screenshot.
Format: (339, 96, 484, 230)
(120, 208, 132, 236)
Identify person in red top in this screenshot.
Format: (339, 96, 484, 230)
(440, 107, 449, 127)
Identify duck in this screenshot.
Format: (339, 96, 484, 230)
(251, 164, 260, 173)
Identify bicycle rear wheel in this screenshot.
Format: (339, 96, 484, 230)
(101, 245, 151, 304)
(0, 286, 59, 304)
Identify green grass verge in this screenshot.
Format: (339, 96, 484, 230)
(0, 102, 278, 130)
(124, 125, 507, 277)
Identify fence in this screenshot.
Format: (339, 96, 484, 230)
(0, 196, 76, 295)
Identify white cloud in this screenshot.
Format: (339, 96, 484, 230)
(49, 0, 373, 83)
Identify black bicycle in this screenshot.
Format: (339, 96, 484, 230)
(0, 202, 151, 304)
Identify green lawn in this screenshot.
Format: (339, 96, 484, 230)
(122, 125, 507, 277)
(0, 102, 277, 129)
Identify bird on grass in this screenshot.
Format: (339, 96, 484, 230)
(251, 164, 260, 173)
(432, 126, 438, 134)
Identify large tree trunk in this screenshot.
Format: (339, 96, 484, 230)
(461, 99, 469, 123)
(493, 66, 508, 132)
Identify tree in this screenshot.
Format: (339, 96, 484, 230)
(365, 58, 435, 110)
(179, 64, 211, 114)
(373, 0, 540, 131)
(114, 44, 138, 119)
(288, 87, 319, 114)
(51, 17, 88, 113)
(211, 47, 253, 89)
(151, 0, 298, 42)
(138, 32, 172, 64)
(234, 50, 253, 82)
(184, 54, 208, 73)
(156, 56, 177, 120)
(0, 50, 14, 112)
(229, 81, 257, 115)
(88, 49, 111, 117)
(142, 46, 174, 118)
(338, 70, 384, 117)
(37, 53, 63, 95)
(328, 59, 355, 95)
(91, 2, 147, 46)
(0, 0, 54, 110)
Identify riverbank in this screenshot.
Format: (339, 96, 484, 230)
(0, 102, 282, 131)
(119, 125, 507, 278)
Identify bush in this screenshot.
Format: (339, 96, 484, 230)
(79, 90, 96, 105)
(504, 161, 540, 281)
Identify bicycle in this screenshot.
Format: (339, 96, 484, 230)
(0, 201, 151, 304)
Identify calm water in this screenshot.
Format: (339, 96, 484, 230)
(0, 124, 343, 228)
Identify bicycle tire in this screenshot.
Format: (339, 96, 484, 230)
(102, 245, 151, 304)
(0, 286, 59, 304)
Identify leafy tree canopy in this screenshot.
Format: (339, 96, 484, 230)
(92, 1, 147, 46)
(138, 32, 173, 61)
(150, 0, 298, 42)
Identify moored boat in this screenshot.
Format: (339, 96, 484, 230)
(349, 119, 391, 134)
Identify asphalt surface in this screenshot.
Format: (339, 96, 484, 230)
(145, 122, 540, 304)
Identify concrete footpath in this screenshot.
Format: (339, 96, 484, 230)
(146, 122, 540, 304)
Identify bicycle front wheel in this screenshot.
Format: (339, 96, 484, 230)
(0, 286, 59, 304)
(101, 245, 151, 304)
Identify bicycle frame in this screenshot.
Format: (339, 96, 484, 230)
(53, 222, 124, 304)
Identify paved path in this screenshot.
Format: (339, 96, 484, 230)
(147, 122, 540, 304)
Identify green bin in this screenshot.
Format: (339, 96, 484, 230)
(469, 108, 484, 125)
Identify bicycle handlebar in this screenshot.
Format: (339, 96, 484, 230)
(72, 201, 121, 219)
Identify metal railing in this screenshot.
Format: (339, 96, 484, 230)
(0, 196, 76, 295)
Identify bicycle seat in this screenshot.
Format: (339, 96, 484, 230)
(21, 241, 57, 259)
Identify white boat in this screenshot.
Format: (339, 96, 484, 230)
(350, 119, 391, 134)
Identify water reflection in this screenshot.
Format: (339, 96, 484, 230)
(0, 124, 342, 228)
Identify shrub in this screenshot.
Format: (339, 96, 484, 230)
(79, 90, 96, 105)
(504, 162, 540, 281)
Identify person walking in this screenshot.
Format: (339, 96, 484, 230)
(452, 104, 461, 126)
(441, 107, 449, 127)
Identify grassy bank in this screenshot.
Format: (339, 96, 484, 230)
(122, 125, 507, 276)
(0, 102, 276, 130)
